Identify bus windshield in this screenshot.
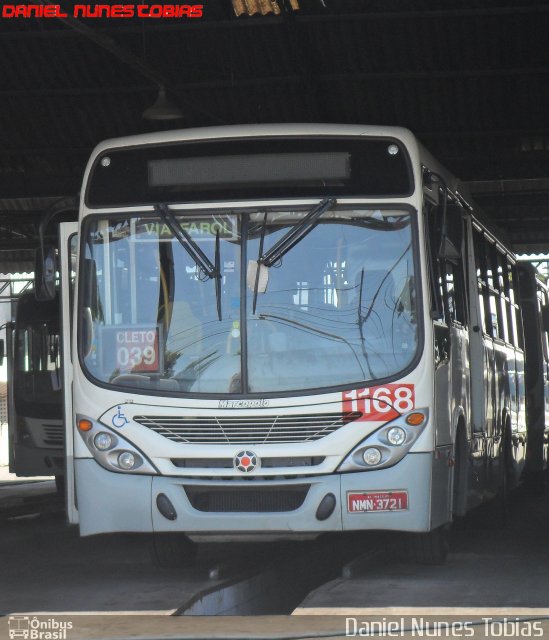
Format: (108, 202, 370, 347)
(80, 206, 419, 395)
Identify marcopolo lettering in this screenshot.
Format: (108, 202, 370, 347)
(218, 399, 269, 409)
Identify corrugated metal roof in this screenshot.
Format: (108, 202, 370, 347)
(0, 0, 547, 257)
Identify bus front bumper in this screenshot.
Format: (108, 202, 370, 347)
(75, 453, 432, 537)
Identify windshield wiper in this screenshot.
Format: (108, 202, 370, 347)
(259, 197, 337, 267)
(154, 204, 222, 321)
(251, 197, 336, 314)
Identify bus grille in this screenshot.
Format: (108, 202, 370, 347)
(171, 456, 325, 469)
(184, 485, 310, 512)
(42, 423, 64, 447)
(133, 412, 361, 444)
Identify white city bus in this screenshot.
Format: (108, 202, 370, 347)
(7, 291, 64, 486)
(57, 125, 531, 566)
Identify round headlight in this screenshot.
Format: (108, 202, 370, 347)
(94, 432, 114, 451)
(387, 426, 406, 446)
(118, 451, 136, 470)
(362, 447, 382, 466)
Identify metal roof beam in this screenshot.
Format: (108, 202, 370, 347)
(0, 66, 546, 98)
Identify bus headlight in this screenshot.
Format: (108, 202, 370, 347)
(117, 451, 139, 470)
(94, 432, 116, 451)
(387, 426, 406, 446)
(337, 408, 429, 472)
(362, 448, 382, 465)
(76, 414, 158, 475)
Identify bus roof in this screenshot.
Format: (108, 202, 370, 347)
(87, 123, 418, 159)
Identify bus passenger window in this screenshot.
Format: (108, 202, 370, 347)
(443, 261, 466, 325)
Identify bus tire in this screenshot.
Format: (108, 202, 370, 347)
(151, 533, 197, 569)
(452, 424, 467, 518)
(403, 526, 449, 565)
(472, 424, 511, 530)
(55, 475, 65, 496)
(486, 427, 512, 529)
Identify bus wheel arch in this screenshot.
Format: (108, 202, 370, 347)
(480, 414, 512, 529)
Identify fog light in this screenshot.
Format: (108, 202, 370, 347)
(118, 451, 136, 470)
(387, 427, 406, 446)
(362, 447, 382, 466)
(316, 493, 336, 521)
(157, 493, 177, 521)
(94, 432, 114, 451)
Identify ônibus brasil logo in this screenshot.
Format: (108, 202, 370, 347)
(234, 451, 258, 473)
(8, 616, 73, 640)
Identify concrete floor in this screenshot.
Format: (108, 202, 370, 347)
(0, 491, 307, 616)
(296, 487, 549, 615)
(2, 477, 549, 639)
(0, 512, 219, 615)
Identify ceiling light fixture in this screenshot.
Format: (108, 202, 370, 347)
(231, 0, 300, 17)
(142, 86, 183, 121)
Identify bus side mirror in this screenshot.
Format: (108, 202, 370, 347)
(541, 304, 549, 333)
(35, 244, 57, 301)
(81, 307, 93, 358)
(82, 258, 98, 309)
(0, 339, 4, 366)
(81, 259, 98, 359)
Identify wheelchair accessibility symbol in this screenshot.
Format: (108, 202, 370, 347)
(112, 406, 129, 428)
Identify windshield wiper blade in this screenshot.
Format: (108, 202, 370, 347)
(155, 204, 217, 278)
(214, 230, 222, 322)
(252, 211, 269, 315)
(154, 203, 222, 320)
(259, 197, 337, 268)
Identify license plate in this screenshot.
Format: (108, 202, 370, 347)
(347, 490, 408, 513)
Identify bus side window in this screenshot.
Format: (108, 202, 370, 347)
(510, 264, 525, 349)
(425, 198, 467, 326)
(474, 228, 492, 337)
(443, 260, 467, 325)
(486, 243, 501, 340)
(424, 200, 446, 323)
(495, 250, 513, 345)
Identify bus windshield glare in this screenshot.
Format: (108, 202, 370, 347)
(80, 206, 419, 395)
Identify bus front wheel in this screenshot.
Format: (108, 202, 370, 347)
(402, 525, 449, 565)
(54, 475, 65, 496)
(151, 533, 197, 569)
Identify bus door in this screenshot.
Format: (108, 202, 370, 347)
(6, 320, 15, 472)
(465, 220, 491, 501)
(540, 289, 549, 464)
(59, 221, 78, 524)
